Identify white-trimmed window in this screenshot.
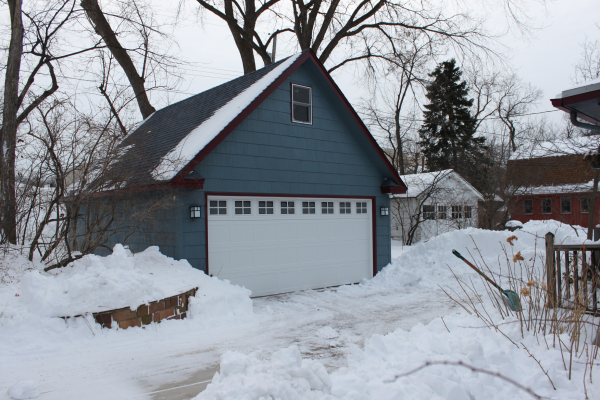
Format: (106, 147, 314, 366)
(464, 206, 472, 219)
(281, 201, 295, 214)
(292, 84, 312, 124)
(523, 199, 533, 215)
(302, 201, 316, 214)
(452, 205, 463, 219)
(542, 198, 552, 214)
(322, 202, 334, 214)
(356, 202, 367, 214)
(582, 197, 590, 213)
(340, 202, 351, 214)
(258, 201, 274, 214)
(235, 200, 251, 215)
(423, 205, 435, 220)
(209, 200, 227, 215)
(437, 205, 447, 219)
(561, 198, 571, 214)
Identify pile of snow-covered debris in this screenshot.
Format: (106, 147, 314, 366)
(0, 244, 253, 353)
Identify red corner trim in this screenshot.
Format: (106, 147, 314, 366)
(173, 50, 407, 192)
(551, 93, 600, 125)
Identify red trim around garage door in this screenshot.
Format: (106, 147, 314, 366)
(204, 192, 377, 279)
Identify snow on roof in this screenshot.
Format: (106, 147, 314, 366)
(513, 179, 594, 195)
(554, 77, 600, 99)
(151, 53, 302, 181)
(395, 169, 483, 200)
(509, 136, 598, 160)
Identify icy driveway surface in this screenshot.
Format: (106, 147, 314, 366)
(0, 283, 456, 400)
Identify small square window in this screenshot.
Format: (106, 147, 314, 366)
(302, 201, 315, 214)
(437, 205, 447, 220)
(582, 197, 590, 213)
(209, 200, 227, 215)
(464, 206, 472, 219)
(422, 205, 435, 220)
(292, 84, 312, 124)
(259, 201, 274, 215)
(322, 202, 334, 214)
(356, 202, 367, 214)
(281, 201, 295, 214)
(561, 198, 571, 214)
(340, 202, 351, 214)
(235, 200, 251, 215)
(542, 198, 552, 214)
(523, 199, 533, 215)
(452, 205, 463, 219)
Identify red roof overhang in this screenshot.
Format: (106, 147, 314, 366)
(551, 88, 600, 126)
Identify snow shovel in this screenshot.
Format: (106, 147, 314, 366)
(452, 249, 522, 312)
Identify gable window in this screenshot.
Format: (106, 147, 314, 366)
(322, 202, 334, 214)
(422, 205, 435, 220)
(356, 202, 367, 214)
(582, 197, 590, 213)
(302, 201, 316, 214)
(209, 200, 227, 215)
(561, 198, 571, 214)
(292, 84, 312, 124)
(281, 201, 295, 214)
(523, 199, 533, 215)
(464, 206, 472, 219)
(542, 198, 552, 214)
(259, 201, 274, 214)
(235, 200, 251, 215)
(437, 205, 447, 220)
(452, 205, 463, 219)
(340, 202, 351, 214)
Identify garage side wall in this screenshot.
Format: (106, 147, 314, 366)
(179, 61, 393, 274)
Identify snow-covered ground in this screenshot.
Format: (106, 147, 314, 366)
(1, 220, 598, 399)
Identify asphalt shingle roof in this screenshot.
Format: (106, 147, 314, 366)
(94, 56, 294, 190)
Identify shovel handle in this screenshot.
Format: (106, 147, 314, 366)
(452, 249, 503, 292)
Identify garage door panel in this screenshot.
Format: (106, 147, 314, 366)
(208, 196, 372, 297)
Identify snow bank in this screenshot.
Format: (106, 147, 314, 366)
(195, 220, 596, 399)
(197, 306, 591, 399)
(0, 245, 253, 352)
(368, 219, 587, 292)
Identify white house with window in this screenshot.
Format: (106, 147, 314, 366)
(390, 169, 484, 244)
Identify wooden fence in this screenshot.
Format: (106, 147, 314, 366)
(545, 232, 600, 315)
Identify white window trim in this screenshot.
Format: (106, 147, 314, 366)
(291, 83, 313, 125)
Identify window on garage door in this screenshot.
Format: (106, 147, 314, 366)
(356, 202, 367, 214)
(302, 201, 315, 214)
(259, 201, 274, 214)
(209, 200, 227, 215)
(235, 200, 251, 214)
(322, 202, 334, 214)
(340, 202, 351, 214)
(281, 201, 295, 214)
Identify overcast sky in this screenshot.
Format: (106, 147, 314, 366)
(160, 0, 598, 126)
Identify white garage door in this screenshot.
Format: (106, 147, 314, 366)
(207, 196, 373, 297)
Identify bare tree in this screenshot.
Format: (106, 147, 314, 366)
(193, 0, 492, 74)
(1, 0, 97, 245)
(573, 34, 600, 84)
(80, 0, 181, 119)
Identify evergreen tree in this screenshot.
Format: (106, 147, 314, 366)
(418, 59, 487, 188)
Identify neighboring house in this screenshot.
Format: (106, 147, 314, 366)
(390, 169, 483, 245)
(91, 50, 407, 297)
(507, 137, 597, 227)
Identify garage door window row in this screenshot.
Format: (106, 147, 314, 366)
(209, 200, 369, 216)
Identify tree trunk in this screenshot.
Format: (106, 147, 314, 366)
(81, 0, 156, 119)
(0, 0, 23, 244)
(587, 168, 600, 240)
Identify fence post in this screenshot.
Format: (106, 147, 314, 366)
(545, 232, 556, 308)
